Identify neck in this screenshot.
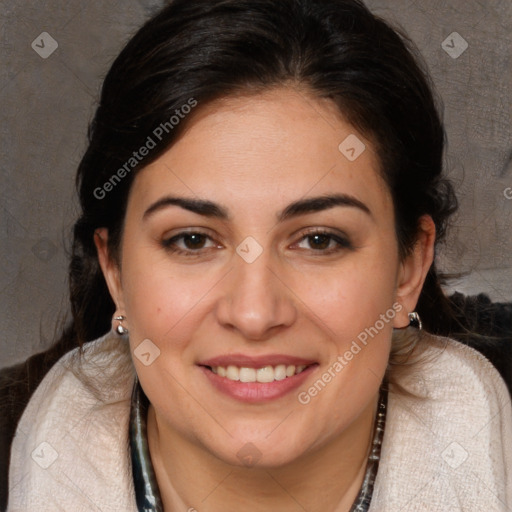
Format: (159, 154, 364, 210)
(147, 394, 378, 512)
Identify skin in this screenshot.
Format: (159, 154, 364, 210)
(96, 87, 435, 511)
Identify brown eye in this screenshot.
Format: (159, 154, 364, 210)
(162, 231, 219, 254)
(182, 233, 207, 249)
(306, 234, 331, 250)
(294, 230, 352, 253)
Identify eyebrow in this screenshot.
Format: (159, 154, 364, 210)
(143, 193, 371, 221)
(277, 194, 371, 221)
(143, 197, 229, 220)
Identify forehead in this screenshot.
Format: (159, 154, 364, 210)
(129, 87, 392, 219)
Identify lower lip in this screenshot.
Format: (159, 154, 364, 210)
(199, 365, 318, 403)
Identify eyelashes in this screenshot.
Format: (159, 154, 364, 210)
(292, 228, 353, 253)
(162, 232, 219, 254)
(161, 229, 353, 257)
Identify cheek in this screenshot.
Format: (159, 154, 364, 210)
(120, 254, 215, 350)
(293, 267, 395, 423)
(287, 254, 397, 403)
(292, 258, 398, 341)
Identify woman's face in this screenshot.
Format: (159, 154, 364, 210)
(99, 88, 430, 467)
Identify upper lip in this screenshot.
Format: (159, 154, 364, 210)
(198, 353, 318, 368)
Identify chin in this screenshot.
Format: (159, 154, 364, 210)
(206, 424, 314, 469)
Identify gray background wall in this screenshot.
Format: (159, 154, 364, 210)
(1, 0, 511, 369)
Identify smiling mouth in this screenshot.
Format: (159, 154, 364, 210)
(202, 363, 316, 383)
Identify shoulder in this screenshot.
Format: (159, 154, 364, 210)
(390, 330, 510, 411)
(421, 333, 510, 404)
(11, 331, 135, 420)
(372, 332, 512, 511)
(8, 332, 138, 512)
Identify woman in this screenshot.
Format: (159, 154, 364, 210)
(7, 0, 512, 510)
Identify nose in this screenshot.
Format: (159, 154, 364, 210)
(215, 253, 297, 340)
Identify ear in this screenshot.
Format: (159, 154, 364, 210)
(94, 228, 125, 312)
(393, 215, 436, 328)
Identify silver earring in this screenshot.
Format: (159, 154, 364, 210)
(408, 311, 422, 330)
(114, 315, 128, 335)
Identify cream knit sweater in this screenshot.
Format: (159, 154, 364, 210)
(8, 331, 512, 511)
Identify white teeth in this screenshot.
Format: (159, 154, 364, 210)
(226, 365, 240, 381)
(210, 363, 309, 382)
(274, 364, 287, 381)
(239, 367, 256, 382)
(256, 366, 275, 383)
(286, 365, 295, 377)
